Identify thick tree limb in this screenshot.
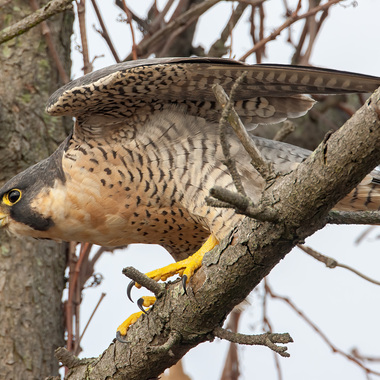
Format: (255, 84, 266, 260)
(0, 0, 73, 45)
(62, 89, 380, 379)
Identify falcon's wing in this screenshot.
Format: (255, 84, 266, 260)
(46, 57, 380, 129)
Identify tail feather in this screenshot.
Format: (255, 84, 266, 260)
(335, 169, 380, 211)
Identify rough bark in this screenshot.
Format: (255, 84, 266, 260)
(60, 88, 380, 378)
(0, 1, 73, 379)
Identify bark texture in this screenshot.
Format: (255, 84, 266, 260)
(0, 1, 73, 379)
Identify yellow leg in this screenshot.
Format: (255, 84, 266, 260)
(117, 296, 156, 336)
(137, 234, 219, 286)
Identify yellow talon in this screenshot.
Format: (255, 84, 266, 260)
(137, 234, 219, 286)
(117, 296, 157, 336)
(117, 310, 144, 336)
(140, 295, 156, 307)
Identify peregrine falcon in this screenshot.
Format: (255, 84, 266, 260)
(1, 57, 379, 335)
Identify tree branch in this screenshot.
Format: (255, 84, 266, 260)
(123, 0, 234, 60)
(212, 80, 274, 181)
(214, 327, 293, 357)
(0, 0, 73, 45)
(298, 244, 380, 286)
(327, 210, 380, 225)
(240, 0, 343, 61)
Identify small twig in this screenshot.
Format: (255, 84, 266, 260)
(115, 0, 149, 32)
(76, 0, 92, 74)
(240, 0, 343, 61)
(208, 2, 250, 57)
(76, 292, 106, 352)
(217, 77, 247, 195)
(29, 0, 69, 83)
(121, 0, 138, 60)
(214, 327, 293, 358)
(90, 0, 120, 62)
(273, 121, 295, 142)
(351, 348, 380, 363)
(266, 284, 380, 377)
(123, 0, 240, 60)
(220, 308, 242, 380)
(298, 244, 380, 286)
(55, 347, 91, 369)
(0, 0, 73, 45)
(158, 14, 198, 57)
(327, 210, 380, 225)
(262, 279, 283, 380)
(212, 80, 274, 181)
(122, 266, 165, 297)
(146, 330, 181, 355)
(355, 226, 377, 245)
(67, 242, 92, 352)
(207, 186, 278, 223)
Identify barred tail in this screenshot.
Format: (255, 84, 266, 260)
(335, 168, 380, 211)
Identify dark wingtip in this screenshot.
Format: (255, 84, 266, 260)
(127, 280, 136, 302)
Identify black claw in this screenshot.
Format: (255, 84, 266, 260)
(116, 331, 128, 344)
(137, 298, 147, 314)
(127, 280, 136, 302)
(182, 275, 188, 295)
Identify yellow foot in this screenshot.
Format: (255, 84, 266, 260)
(138, 234, 219, 286)
(118, 235, 219, 340)
(117, 296, 156, 336)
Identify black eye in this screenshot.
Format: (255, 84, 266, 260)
(6, 189, 22, 205)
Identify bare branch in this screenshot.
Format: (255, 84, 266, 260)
(273, 121, 295, 142)
(212, 79, 274, 181)
(124, 0, 234, 60)
(208, 2, 251, 57)
(298, 244, 380, 286)
(240, 0, 344, 61)
(121, 0, 138, 60)
(29, 0, 70, 83)
(214, 327, 292, 357)
(122, 266, 165, 297)
(327, 210, 380, 225)
(76, 292, 106, 353)
(215, 73, 248, 195)
(55, 347, 91, 369)
(266, 285, 380, 377)
(76, 0, 92, 74)
(0, 0, 73, 45)
(207, 186, 278, 222)
(90, 0, 120, 62)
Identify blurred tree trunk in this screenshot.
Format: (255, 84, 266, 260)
(0, 1, 73, 379)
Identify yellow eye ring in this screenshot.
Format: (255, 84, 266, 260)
(3, 189, 22, 206)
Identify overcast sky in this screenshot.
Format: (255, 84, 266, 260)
(68, 1, 380, 379)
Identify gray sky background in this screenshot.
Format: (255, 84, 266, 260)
(67, 1, 380, 379)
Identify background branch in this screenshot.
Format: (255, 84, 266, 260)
(0, 0, 73, 44)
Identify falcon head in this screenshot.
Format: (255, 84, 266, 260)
(0, 139, 67, 239)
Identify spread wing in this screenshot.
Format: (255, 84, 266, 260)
(46, 57, 380, 130)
